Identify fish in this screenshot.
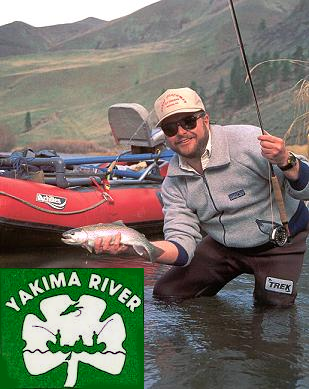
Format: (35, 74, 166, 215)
(61, 221, 157, 262)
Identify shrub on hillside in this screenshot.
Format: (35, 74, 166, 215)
(0, 125, 16, 151)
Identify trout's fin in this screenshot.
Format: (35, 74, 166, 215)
(133, 244, 146, 257)
(82, 244, 93, 253)
(113, 220, 126, 226)
(133, 244, 154, 263)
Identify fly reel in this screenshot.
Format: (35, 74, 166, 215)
(269, 225, 289, 247)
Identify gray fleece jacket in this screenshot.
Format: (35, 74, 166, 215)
(162, 124, 309, 262)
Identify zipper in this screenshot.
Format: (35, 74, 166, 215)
(201, 175, 227, 246)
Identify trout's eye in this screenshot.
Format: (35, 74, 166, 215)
(70, 229, 82, 237)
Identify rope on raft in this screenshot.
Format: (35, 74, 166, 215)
(0, 191, 113, 215)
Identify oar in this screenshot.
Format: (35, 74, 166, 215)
(63, 149, 174, 167)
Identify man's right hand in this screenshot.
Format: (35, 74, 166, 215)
(93, 232, 129, 255)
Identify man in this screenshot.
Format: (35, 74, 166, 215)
(95, 87, 309, 307)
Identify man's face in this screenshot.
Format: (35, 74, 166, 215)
(162, 112, 210, 159)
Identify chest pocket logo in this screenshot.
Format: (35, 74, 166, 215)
(228, 189, 245, 201)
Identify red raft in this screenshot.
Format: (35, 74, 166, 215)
(0, 103, 172, 249)
(0, 170, 165, 249)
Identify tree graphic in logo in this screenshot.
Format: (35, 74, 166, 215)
(22, 295, 126, 387)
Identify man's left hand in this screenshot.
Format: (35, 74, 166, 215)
(258, 132, 289, 166)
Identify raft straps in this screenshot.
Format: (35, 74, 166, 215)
(0, 178, 114, 215)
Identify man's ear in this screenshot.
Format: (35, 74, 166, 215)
(203, 113, 210, 126)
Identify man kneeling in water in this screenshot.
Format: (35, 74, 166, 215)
(95, 87, 309, 307)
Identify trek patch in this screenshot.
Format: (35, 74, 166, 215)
(0, 268, 144, 388)
(265, 276, 293, 295)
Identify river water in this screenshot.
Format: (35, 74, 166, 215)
(1, 245, 308, 389)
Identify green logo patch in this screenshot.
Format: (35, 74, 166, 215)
(0, 269, 144, 388)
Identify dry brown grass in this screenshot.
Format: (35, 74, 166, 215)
(287, 143, 308, 158)
(247, 59, 308, 81)
(249, 59, 309, 147)
(26, 139, 124, 155)
(284, 79, 309, 145)
(294, 78, 309, 105)
(4, 43, 166, 78)
(286, 76, 309, 159)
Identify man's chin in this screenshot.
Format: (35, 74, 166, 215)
(177, 149, 198, 159)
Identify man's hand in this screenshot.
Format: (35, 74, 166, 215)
(258, 132, 289, 166)
(258, 131, 300, 180)
(93, 232, 129, 255)
(93, 235, 180, 265)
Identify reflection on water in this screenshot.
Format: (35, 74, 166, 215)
(0, 247, 308, 389)
(144, 252, 309, 389)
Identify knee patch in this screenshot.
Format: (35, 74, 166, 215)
(254, 276, 297, 307)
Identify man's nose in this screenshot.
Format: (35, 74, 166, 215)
(177, 124, 188, 134)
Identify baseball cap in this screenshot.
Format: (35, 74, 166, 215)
(154, 87, 205, 126)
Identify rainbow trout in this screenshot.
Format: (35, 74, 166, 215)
(61, 221, 157, 262)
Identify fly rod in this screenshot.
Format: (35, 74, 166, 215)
(228, 0, 290, 245)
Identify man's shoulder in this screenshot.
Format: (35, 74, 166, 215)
(212, 124, 261, 147)
(213, 124, 261, 137)
(210, 124, 262, 158)
(165, 154, 181, 178)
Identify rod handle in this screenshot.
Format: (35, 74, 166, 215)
(271, 175, 290, 234)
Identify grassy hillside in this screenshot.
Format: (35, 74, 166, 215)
(52, 0, 295, 51)
(0, 22, 49, 56)
(0, 0, 307, 151)
(0, 18, 107, 57)
(38, 18, 108, 48)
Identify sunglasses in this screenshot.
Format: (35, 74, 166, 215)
(161, 112, 205, 137)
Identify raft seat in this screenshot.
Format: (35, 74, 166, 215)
(108, 103, 165, 153)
